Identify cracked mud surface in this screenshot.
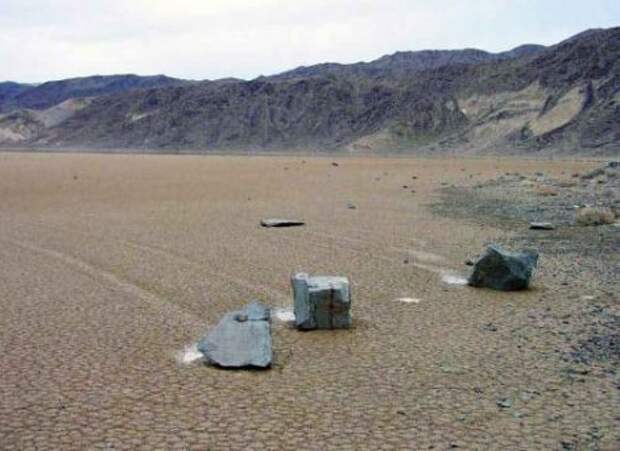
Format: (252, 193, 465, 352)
(0, 152, 618, 450)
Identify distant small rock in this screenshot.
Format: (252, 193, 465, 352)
(580, 167, 606, 180)
(497, 398, 512, 409)
(260, 218, 305, 228)
(481, 323, 498, 332)
(331, 162, 339, 167)
(529, 222, 555, 230)
(468, 245, 538, 291)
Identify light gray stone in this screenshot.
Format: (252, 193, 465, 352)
(291, 273, 351, 330)
(260, 218, 305, 228)
(197, 301, 272, 369)
(468, 245, 538, 291)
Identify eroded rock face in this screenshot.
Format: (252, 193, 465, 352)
(291, 273, 351, 330)
(197, 301, 272, 369)
(468, 245, 538, 291)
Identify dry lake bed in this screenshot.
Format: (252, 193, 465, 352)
(0, 152, 618, 450)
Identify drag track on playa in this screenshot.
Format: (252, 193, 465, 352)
(0, 152, 617, 449)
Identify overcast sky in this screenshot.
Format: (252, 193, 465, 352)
(1, 0, 618, 83)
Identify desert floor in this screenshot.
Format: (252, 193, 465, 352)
(0, 152, 617, 450)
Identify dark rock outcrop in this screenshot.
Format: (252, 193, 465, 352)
(468, 245, 539, 291)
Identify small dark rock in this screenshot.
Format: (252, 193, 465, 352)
(497, 398, 512, 408)
(482, 323, 498, 332)
(529, 222, 555, 230)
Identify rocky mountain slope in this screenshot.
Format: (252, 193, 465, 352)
(0, 82, 33, 106)
(0, 74, 189, 112)
(0, 27, 618, 154)
(269, 45, 545, 82)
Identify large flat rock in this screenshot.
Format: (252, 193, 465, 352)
(197, 301, 272, 369)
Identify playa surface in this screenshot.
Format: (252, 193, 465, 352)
(0, 152, 617, 450)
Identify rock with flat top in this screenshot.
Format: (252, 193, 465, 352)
(291, 273, 351, 330)
(197, 301, 272, 369)
(260, 218, 305, 228)
(468, 245, 538, 291)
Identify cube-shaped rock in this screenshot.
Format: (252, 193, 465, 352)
(291, 273, 351, 330)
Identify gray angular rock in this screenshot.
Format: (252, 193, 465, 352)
(291, 273, 351, 330)
(260, 218, 305, 228)
(197, 301, 272, 369)
(468, 245, 538, 291)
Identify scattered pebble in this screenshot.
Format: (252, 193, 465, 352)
(529, 222, 555, 230)
(395, 297, 421, 304)
(497, 398, 512, 409)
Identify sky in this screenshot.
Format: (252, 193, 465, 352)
(1, 0, 619, 83)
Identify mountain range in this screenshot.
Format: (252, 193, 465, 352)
(0, 27, 618, 154)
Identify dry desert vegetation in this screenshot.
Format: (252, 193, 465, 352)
(0, 151, 618, 450)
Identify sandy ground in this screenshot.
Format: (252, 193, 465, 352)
(0, 152, 617, 450)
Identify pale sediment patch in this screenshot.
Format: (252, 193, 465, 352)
(273, 308, 296, 322)
(395, 297, 421, 304)
(175, 343, 204, 365)
(441, 272, 469, 286)
(404, 249, 447, 264)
